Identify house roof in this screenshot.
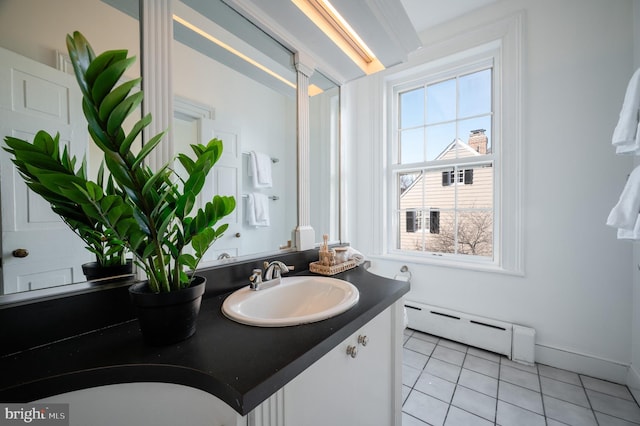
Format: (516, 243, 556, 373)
(435, 138, 482, 160)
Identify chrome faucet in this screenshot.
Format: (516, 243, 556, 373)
(248, 261, 294, 291)
(263, 261, 293, 280)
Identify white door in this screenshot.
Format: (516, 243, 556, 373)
(197, 118, 242, 264)
(0, 47, 91, 294)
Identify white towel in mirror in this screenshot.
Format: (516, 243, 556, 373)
(607, 165, 640, 231)
(246, 193, 270, 227)
(249, 151, 272, 188)
(613, 68, 640, 154)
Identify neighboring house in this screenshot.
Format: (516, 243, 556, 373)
(399, 129, 494, 257)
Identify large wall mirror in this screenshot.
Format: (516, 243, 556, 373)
(171, 0, 298, 266)
(0, 0, 342, 304)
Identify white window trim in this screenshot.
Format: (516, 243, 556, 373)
(381, 12, 524, 276)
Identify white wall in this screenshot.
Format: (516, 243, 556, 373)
(0, 0, 140, 72)
(345, 0, 636, 383)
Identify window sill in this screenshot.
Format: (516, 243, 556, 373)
(370, 253, 524, 277)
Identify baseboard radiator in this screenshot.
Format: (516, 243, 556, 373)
(404, 300, 535, 364)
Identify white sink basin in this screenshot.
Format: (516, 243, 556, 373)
(222, 276, 359, 327)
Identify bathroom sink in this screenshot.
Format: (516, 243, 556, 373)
(221, 276, 359, 327)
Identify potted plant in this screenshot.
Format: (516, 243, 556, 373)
(4, 31, 236, 345)
(3, 134, 132, 281)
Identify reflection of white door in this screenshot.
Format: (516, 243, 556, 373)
(0, 47, 91, 294)
(197, 119, 242, 264)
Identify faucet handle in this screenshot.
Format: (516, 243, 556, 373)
(249, 269, 262, 284)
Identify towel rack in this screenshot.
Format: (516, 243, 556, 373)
(242, 151, 279, 163)
(242, 194, 279, 201)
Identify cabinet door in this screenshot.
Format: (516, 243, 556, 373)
(283, 303, 402, 426)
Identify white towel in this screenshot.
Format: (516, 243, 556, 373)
(246, 193, 270, 227)
(613, 68, 640, 152)
(617, 216, 640, 240)
(344, 247, 365, 266)
(249, 151, 273, 188)
(607, 165, 640, 230)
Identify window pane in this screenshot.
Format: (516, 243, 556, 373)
(458, 116, 492, 154)
(426, 122, 455, 161)
(457, 210, 493, 257)
(457, 164, 493, 209)
(399, 172, 422, 197)
(399, 172, 424, 210)
(459, 69, 492, 118)
(400, 127, 424, 164)
(398, 210, 424, 251)
(400, 87, 424, 128)
(426, 78, 455, 124)
(424, 168, 455, 209)
(428, 210, 456, 254)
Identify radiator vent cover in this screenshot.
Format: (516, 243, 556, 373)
(405, 301, 517, 359)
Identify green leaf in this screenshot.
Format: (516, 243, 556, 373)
(85, 50, 127, 86)
(132, 130, 165, 170)
(183, 171, 206, 200)
(178, 253, 197, 270)
(142, 243, 156, 259)
(91, 56, 136, 105)
(176, 193, 196, 219)
(141, 163, 170, 197)
(98, 77, 141, 122)
(176, 154, 195, 175)
(119, 113, 152, 156)
(66, 32, 95, 99)
(106, 91, 143, 136)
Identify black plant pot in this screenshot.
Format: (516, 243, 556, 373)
(82, 259, 133, 281)
(128, 276, 206, 346)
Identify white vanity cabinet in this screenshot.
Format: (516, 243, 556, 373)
(278, 301, 404, 426)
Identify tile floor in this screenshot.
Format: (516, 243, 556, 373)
(402, 328, 640, 426)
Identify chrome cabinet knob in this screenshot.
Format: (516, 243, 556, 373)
(346, 345, 358, 358)
(358, 335, 369, 346)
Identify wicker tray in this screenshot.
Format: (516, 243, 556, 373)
(309, 259, 357, 276)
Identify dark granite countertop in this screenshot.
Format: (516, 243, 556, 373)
(0, 266, 409, 415)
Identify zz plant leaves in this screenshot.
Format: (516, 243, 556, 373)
(64, 31, 235, 293)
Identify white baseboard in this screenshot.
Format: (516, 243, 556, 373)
(627, 364, 640, 402)
(536, 343, 629, 384)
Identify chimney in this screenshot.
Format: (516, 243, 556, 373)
(468, 129, 488, 154)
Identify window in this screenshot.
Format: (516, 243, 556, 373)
(382, 15, 523, 274)
(406, 209, 440, 234)
(391, 61, 496, 262)
(442, 169, 474, 186)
